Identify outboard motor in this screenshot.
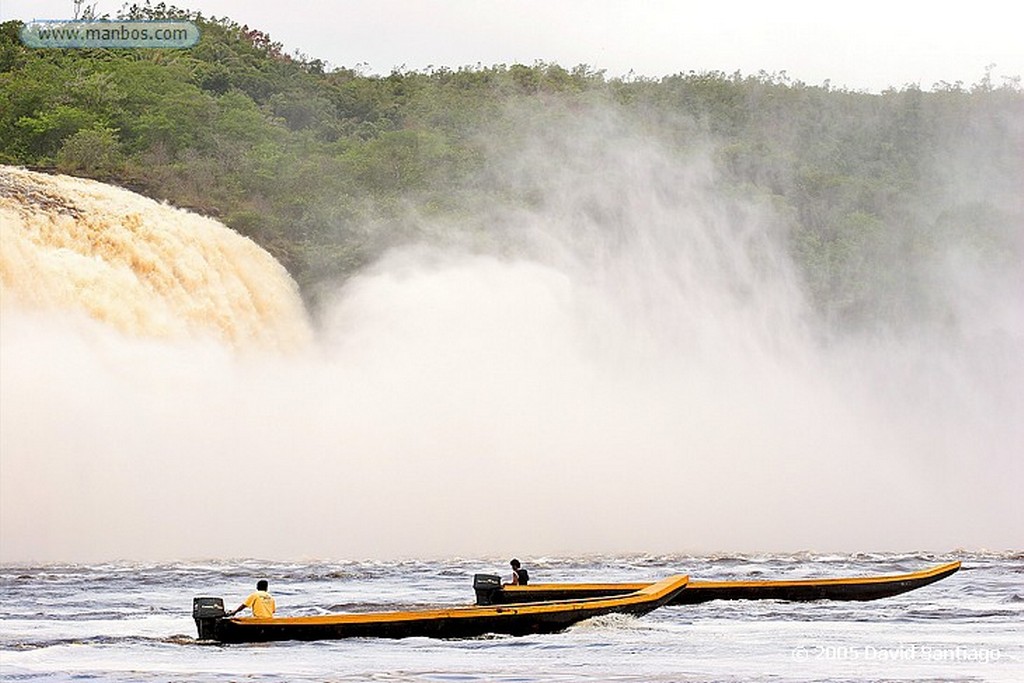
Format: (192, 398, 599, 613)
(192, 596, 225, 640)
(473, 574, 503, 605)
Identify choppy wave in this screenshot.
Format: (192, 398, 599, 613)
(1, 554, 1021, 682)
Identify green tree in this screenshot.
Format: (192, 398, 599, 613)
(56, 126, 124, 175)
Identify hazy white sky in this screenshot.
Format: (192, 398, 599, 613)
(3, 0, 1022, 91)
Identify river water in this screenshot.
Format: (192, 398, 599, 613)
(1, 552, 1020, 682)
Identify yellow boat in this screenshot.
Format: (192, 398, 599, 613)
(475, 561, 960, 605)
(194, 573, 689, 643)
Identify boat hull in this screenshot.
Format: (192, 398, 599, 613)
(476, 561, 960, 606)
(195, 574, 688, 643)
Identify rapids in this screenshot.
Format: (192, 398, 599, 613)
(0, 166, 310, 350)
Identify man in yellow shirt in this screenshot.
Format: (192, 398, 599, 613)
(227, 580, 276, 618)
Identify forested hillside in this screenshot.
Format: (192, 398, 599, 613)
(2, 3, 1021, 332)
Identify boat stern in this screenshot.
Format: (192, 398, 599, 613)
(193, 596, 225, 640)
(473, 574, 503, 605)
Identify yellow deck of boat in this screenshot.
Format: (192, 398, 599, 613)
(231, 573, 690, 626)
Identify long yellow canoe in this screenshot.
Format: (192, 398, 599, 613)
(194, 573, 689, 643)
(476, 561, 960, 606)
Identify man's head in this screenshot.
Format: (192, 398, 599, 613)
(256, 579, 269, 592)
(510, 559, 520, 570)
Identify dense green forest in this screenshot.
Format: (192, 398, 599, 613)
(2, 3, 1021, 332)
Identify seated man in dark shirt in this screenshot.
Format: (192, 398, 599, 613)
(509, 558, 529, 585)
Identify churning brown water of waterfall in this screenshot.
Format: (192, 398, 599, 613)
(0, 166, 310, 349)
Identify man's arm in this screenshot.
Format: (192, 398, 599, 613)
(225, 594, 253, 617)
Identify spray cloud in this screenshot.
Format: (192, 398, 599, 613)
(1, 106, 1021, 562)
